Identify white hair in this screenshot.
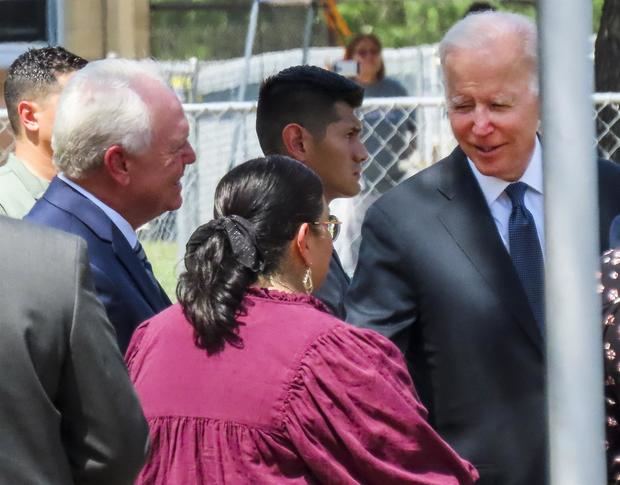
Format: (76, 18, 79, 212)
(52, 58, 169, 179)
(439, 11, 538, 94)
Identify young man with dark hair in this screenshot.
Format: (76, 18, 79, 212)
(256, 65, 368, 318)
(0, 46, 87, 218)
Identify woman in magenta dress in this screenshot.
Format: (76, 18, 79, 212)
(126, 155, 478, 484)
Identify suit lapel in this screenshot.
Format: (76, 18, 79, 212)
(44, 177, 114, 242)
(45, 177, 171, 312)
(436, 148, 544, 355)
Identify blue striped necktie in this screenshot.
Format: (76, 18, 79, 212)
(505, 182, 545, 329)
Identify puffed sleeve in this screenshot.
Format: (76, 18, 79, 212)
(125, 319, 150, 372)
(282, 324, 479, 484)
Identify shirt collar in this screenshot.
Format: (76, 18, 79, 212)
(8, 153, 49, 199)
(467, 138, 543, 205)
(58, 173, 138, 248)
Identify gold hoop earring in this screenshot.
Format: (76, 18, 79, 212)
(302, 267, 313, 294)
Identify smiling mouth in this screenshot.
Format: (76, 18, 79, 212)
(474, 143, 505, 154)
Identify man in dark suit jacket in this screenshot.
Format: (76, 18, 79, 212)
(27, 58, 196, 352)
(0, 216, 148, 484)
(346, 12, 620, 485)
(256, 65, 368, 318)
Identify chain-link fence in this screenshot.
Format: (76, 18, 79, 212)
(1, 93, 619, 284)
(0, 114, 14, 162)
(133, 96, 452, 271)
(160, 44, 442, 103)
(595, 93, 620, 161)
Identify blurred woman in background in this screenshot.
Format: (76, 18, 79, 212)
(334, 33, 417, 275)
(127, 155, 478, 484)
(344, 33, 408, 97)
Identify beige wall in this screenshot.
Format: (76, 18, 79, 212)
(63, 0, 150, 60)
(0, 0, 150, 106)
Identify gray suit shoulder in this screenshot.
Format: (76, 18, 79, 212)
(2, 216, 85, 258)
(0, 216, 148, 484)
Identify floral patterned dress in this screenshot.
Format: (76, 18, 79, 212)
(601, 249, 620, 483)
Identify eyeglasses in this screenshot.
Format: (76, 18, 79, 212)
(311, 215, 342, 241)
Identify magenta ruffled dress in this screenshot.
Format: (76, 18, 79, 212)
(126, 288, 478, 484)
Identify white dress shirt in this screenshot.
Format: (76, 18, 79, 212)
(58, 173, 138, 249)
(467, 138, 545, 255)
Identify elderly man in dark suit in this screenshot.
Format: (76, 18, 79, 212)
(0, 216, 148, 484)
(346, 11, 620, 485)
(27, 58, 196, 352)
(256, 66, 368, 318)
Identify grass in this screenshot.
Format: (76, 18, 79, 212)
(143, 240, 182, 301)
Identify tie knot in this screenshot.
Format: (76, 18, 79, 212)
(505, 182, 528, 207)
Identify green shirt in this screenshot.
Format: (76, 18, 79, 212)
(0, 153, 49, 219)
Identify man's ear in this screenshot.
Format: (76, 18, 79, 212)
(294, 222, 313, 267)
(103, 145, 131, 186)
(17, 100, 39, 134)
(281, 123, 310, 162)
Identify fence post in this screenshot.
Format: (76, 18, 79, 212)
(539, 1, 607, 483)
(301, 2, 315, 65)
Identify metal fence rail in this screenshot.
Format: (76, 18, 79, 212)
(1, 93, 619, 279)
(161, 44, 444, 103)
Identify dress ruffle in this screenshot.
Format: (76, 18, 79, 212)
(246, 286, 329, 312)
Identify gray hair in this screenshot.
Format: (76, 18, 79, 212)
(439, 11, 538, 93)
(52, 58, 168, 179)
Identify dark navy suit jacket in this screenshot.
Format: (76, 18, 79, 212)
(26, 177, 172, 352)
(346, 147, 620, 485)
(609, 215, 620, 248)
(313, 251, 349, 319)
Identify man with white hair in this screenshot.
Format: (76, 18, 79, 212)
(27, 58, 196, 352)
(346, 11, 620, 484)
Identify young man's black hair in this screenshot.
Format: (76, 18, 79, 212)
(256, 65, 364, 155)
(4, 46, 87, 135)
(0, 46, 87, 219)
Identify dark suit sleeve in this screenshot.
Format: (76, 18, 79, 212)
(57, 238, 149, 485)
(345, 202, 418, 351)
(313, 252, 350, 319)
(597, 158, 620, 252)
